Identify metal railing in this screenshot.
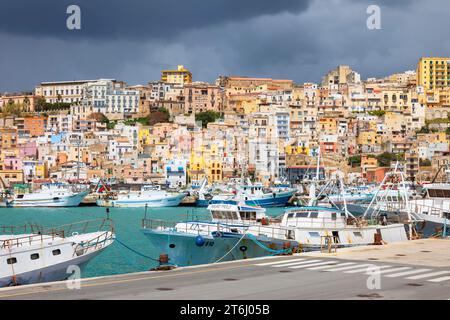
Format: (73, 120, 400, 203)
(0, 218, 114, 250)
(141, 218, 294, 241)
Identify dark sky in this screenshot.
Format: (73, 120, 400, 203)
(0, 0, 448, 92)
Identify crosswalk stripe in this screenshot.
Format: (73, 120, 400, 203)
(323, 263, 368, 272)
(344, 265, 392, 274)
(376, 267, 412, 275)
(273, 260, 321, 268)
(289, 261, 337, 269)
(427, 276, 450, 283)
(386, 269, 432, 278)
(307, 262, 355, 270)
(407, 271, 450, 280)
(255, 258, 306, 266)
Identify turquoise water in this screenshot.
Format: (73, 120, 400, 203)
(0, 206, 287, 279)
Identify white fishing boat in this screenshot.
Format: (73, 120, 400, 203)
(246, 205, 408, 251)
(4, 183, 89, 208)
(142, 203, 298, 266)
(248, 169, 411, 250)
(97, 185, 186, 208)
(394, 183, 450, 237)
(0, 218, 114, 287)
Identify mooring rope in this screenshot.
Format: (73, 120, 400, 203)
(246, 233, 292, 255)
(114, 237, 161, 262)
(213, 232, 248, 264)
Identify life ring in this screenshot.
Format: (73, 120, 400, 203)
(215, 231, 222, 238)
(239, 245, 248, 252)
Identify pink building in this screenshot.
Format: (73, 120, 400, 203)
(3, 155, 22, 171)
(19, 141, 38, 158)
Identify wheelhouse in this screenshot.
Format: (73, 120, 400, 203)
(207, 204, 266, 223)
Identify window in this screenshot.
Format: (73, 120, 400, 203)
(309, 232, 320, 237)
(31, 253, 40, 260)
(295, 212, 309, 218)
(310, 212, 319, 218)
(52, 249, 61, 256)
(7, 257, 17, 264)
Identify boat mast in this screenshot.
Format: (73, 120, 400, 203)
(308, 145, 321, 206)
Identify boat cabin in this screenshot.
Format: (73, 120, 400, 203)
(281, 206, 347, 229)
(207, 204, 266, 223)
(141, 185, 162, 192)
(422, 184, 450, 199)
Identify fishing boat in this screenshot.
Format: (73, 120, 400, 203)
(235, 182, 296, 207)
(250, 169, 411, 251)
(3, 183, 89, 208)
(396, 183, 450, 237)
(246, 205, 409, 251)
(0, 218, 114, 287)
(141, 203, 298, 267)
(97, 185, 186, 208)
(196, 180, 296, 208)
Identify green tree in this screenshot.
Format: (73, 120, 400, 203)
(1, 102, 23, 117)
(195, 111, 222, 128)
(348, 155, 362, 167)
(368, 110, 386, 117)
(376, 152, 403, 167)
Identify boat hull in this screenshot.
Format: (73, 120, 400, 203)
(196, 190, 295, 208)
(142, 229, 295, 267)
(6, 190, 89, 208)
(0, 248, 103, 287)
(97, 193, 185, 208)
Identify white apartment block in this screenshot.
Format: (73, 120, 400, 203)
(35, 79, 114, 104)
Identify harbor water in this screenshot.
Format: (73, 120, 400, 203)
(0, 206, 287, 279)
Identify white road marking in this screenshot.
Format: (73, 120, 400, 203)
(406, 271, 450, 280)
(307, 262, 355, 270)
(385, 269, 432, 278)
(289, 261, 337, 269)
(376, 267, 412, 275)
(323, 263, 370, 272)
(427, 276, 450, 283)
(344, 265, 392, 274)
(273, 260, 322, 268)
(255, 258, 306, 266)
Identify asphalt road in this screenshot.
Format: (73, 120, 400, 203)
(1, 255, 450, 300)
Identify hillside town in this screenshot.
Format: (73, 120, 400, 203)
(1, 58, 450, 189)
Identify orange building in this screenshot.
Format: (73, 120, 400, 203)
(366, 167, 390, 183)
(24, 116, 47, 137)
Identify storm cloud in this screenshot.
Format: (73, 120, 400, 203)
(0, 0, 448, 92)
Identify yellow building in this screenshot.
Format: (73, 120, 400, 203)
(318, 117, 338, 134)
(417, 57, 450, 90)
(188, 152, 206, 181)
(285, 145, 310, 155)
(357, 131, 382, 146)
(35, 164, 48, 179)
(161, 65, 192, 84)
(138, 127, 151, 146)
(207, 161, 223, 182)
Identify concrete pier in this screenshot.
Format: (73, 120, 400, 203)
(1, 238, 450, 300)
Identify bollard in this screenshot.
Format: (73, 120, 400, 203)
(374, 233, 382, 245)
(159, 253, 169, 265)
